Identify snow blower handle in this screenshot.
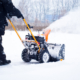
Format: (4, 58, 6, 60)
(22, 16, 40, 53)
(8, 19, 24, 47)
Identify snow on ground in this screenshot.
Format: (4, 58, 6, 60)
(0, 6, 80, 80)
(0, 31, 80, 80)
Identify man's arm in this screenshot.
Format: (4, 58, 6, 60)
(1, 0, 23, 18)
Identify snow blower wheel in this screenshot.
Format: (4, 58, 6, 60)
(22, 49, 31, 62)
(38, 49, 50, 63)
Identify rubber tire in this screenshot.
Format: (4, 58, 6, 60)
(38, 49, 50, 63)
(21, 49, 31, 62)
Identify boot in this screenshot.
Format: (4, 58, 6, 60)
(0, 60, 11, 65)
(0, 53, 11, 65)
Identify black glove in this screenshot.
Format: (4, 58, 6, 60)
(8, 8, 23, 18)
(14, 8, 23, 18)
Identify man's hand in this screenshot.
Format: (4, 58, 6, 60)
(14, 8, 23, 18)
(8, 8, 23, 18)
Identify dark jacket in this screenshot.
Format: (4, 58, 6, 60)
(0, 0, 22, 35)
(0, 0, 7, 27)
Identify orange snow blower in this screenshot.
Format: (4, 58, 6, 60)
(8, 17, 65, 63)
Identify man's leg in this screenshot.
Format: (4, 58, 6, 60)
(0, 36, 11, 65)
(0, 36, 5, 60)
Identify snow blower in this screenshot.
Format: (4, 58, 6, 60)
(8, 17, 65, 63)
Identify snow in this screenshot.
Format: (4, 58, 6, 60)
(12, 0, 20, 6)
(0, 6, 80, 80)
(44, 7, 80, 34)
(0, 31, 80, 80)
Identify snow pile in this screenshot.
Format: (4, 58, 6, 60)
(45, 7, 80, 34)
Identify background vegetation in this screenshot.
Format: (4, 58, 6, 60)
(6, 0, 80, 31)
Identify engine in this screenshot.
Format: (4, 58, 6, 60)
(24, 41, 39, 55)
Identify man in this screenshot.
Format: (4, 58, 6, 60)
(0, 0, 23, 65)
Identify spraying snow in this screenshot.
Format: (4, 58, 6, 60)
(44, 7, 80, 34)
